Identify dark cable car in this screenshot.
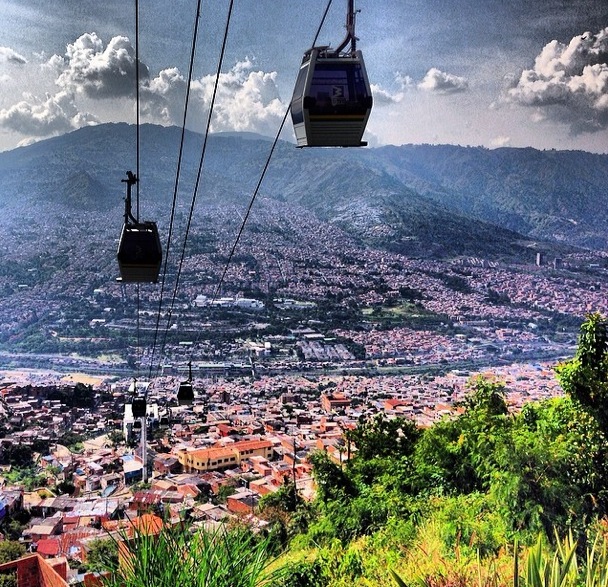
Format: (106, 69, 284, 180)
(290, 0, 372, 147)
(177, 361, 195, 406)
(132, 396, 147, 418)
(117, 171, 162, 283)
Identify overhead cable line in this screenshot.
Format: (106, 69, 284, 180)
(135, 0, 141, 219)
(150, 0, 237, 377)
(210, 0, 334, 302)
(134, 0, 141, 376)
(149, 0, 333, 380)
(147, 0, 206, 378)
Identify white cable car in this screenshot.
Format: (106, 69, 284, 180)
(290, 0, 372, 147)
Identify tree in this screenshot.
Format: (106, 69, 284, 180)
(85, 538, 119, 573)
(0, 541, 25, 564)
(0, 542, 23, 587)
(461, 375, 508, 417)
(412, 376, 511, 495)
(0, 444, 34, 467)
(348, 414, 420, 462)
(556, 312, 608, 433)
(259, 481, 301, 514)
(309, 451, 356, 504)
(489, 397, 608, 537)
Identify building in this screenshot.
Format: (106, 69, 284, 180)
(178, 439, 273, 474)
(0, 554, 68, 587)
(320, 393, 350, 412)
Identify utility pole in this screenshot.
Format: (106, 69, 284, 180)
(292, 431, 297, 511)
(141, 415, 147, 483)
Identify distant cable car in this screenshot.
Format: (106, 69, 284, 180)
(290, 0, 372, 147)
(116, 171, 162, 283)
(132, 396, 147, 418)
(177, 361, 195, 406)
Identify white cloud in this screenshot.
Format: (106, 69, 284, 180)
(42, 54, 67, 73)
(0, 46, 27, 65)
(0, 91, 98, 136)
(418, 68, 469, 94)
(191, 60, 285, 135)
(370, 73, 412, 105)
(0, 33, 144, 139)
(140, 59, 287, 135)
(140, 67, 188, 124)
(506, 27, 608, 133)
(371, 84, 403, 105)
(56, 32, 147, 99)
(0, 35, 288, 140)
(489, 135, 511, 148)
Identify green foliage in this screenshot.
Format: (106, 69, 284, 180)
(214, 483, 237, 504)
(296, 362, 608, 582)
(307, 489, 389, 545)
(490, 397, 608, 538)
(259, 483, 314, 549)
(86, 538, 118, 572)
(58, 431, 86, 451)
(0, 541, 25, 564)
(348, 414, 421, 462)
(276, 558, 328, 587)
(0, 573, 17, 587)
(412, 377, 510, 495)
(0, 444, 34, 467)
(413, 417, 478, 494)
(48, 383, 95, 409)
(102, 524, 284, 587)
(260, 482, 301, 514)
(556, 313, 608, 433)
(429, 493, 509, 557)
(460, 375, 508, 417)
(309, 451, 356, 504)
(108, 430, 125, 446)
(56, 481, 76, 495)
(276, 541, 365, 587)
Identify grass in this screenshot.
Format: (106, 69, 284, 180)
(100, 522, 285, 587)
(390, 530, 608, 587)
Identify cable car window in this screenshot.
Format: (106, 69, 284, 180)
(293, 67, 308, 100)
(309, 63, 368, 115)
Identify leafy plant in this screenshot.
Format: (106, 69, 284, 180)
(101, 523, 284, 587)
(517, 533, 578, 587)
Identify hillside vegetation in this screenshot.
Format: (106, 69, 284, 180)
(93, 314, 608, 587)
(256, 314, 608, 586)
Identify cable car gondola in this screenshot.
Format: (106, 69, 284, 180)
(290, 0, 372, 147)
(177, 361, 195, 406)
(132, 395, 147, 418)
(116, 171, 162, 283)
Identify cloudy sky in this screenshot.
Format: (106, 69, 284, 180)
(0, 0, 606, 153)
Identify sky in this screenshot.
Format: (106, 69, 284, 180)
(0, 0, 607, 153)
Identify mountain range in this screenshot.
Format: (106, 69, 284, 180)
(1, 123, 607, 262)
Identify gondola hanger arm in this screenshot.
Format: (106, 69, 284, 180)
(334, 0, 358, 56)
(122, 170, 139, 225)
